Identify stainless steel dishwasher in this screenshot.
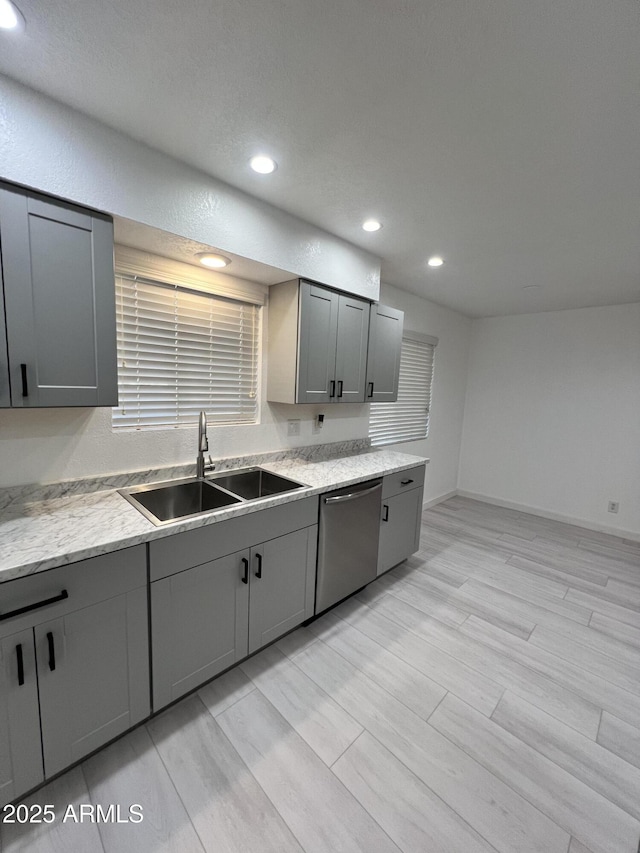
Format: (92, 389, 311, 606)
(315, 478, 383, 614)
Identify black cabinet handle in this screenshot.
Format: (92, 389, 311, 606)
(0, 589, 68, 623)
(20, 364, 28, 397)
(329, 380, 336, 398)
(255, 552, 263, 579)
(241, 557, 249, 585)
(16, 644, 24, 686)
(337, 380, 344, 398)
(401, 479, 414, 486)
(382, 504, 389, 522)
(367, 382, 374, 398)
(46, 632, 56, 672)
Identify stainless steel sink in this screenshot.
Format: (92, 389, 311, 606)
(207, 467, 306, 500)
(119, 477, 241, 525)
(119, 468, 307, 525)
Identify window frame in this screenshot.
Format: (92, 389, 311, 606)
(368, 330, 437, 447)
(111, 250, 264, 432)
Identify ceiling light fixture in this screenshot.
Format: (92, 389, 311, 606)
(250, 155, 277, 174)
(196, 253, 231, 269)
(427, 256, 444, 267)
(362, 219, 382, 232)
(0, 0, 25, 30)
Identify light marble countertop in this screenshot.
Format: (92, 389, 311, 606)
(0, 447, 427, 583)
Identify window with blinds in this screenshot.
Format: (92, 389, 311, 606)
(369, 332, 437, 446)
(113, 274, 260, 430)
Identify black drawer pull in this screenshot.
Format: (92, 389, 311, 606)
(401, 479, 414, 486)
(0, 589, 69, 622)
(337, 380, 344, 398)
(255, 552, 263, 579)
(241, 557, 249, 584)
(16, 644, 25, 686)
(20, 363, 28, 397)
(367, 382, 374, 398)
(47, 632, 56, 672)
(329, 380, 336, 398)
(382, 504, 389, 522)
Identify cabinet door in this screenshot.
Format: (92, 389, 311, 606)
(0, 185, 117, 407)
(334, 295, 370, 403)
(0, 263, 9, 408)
(365, 304, 403, 403)
(297, 282, 339, 403)
(151, 551, 250, 710)
(248, 526, 317, 654)
(0, 629, 43, 807)
(378, 488, 423, 575)
(35, 588, 150, 778)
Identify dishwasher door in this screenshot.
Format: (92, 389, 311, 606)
(315, 478, 382, 614)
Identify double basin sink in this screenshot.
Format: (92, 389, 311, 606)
(119, 468, 306, 526)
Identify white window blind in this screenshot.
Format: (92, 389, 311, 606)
(369, 332, 437, 446)
(113, 274, 260, 430)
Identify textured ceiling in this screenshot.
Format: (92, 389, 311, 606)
(0, 0, 639, 316)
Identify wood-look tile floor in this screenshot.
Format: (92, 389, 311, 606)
(2, 497, 639, 853)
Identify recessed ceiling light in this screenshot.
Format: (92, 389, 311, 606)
(427, 256, 444, 267)
(0, 0, 25, 30)
(250, 155, 277, 174)
(362, 219, 382, 232)
(196, 253, 231, 269)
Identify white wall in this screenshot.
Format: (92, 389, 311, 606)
(0, 300, 370, 486)
(378, 283, 472, 506)
(0, 75, 380, 300)
(459, 303, 640, 536)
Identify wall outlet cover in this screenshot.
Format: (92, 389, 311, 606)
(607, 501, 619, 513)
(287, 419, 301, 437)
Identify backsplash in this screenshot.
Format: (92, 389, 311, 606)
(0, 438, 371, 509)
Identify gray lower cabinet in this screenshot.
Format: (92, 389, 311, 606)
(0, 546, 149, 807)
(377, 465, 426, 575)
(150, 498, 318, 712)
(151, 550, 250, 710)
(0, 181, 117, 408)
(247, 526, 317, 654)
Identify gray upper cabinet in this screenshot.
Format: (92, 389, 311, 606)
(297, 283, 340, 404)
(267, 279, 370, 404)
(334, 294, 370, 403)
(0, 182, 117, 408)
(365, 304, 404, 403)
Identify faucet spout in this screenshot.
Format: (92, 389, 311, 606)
(198, 410, 208, 452)
(196, 411, 214, 478)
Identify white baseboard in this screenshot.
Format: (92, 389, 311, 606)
(456, 490, 640, 542)
(422, 490, 457, 511)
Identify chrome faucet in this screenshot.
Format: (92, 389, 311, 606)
(196, 411, 215, 478)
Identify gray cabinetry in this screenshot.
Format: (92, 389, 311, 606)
(378, 465, 425, 575)
(267, 279, 370, 404)
(0, 546, 149, 807)
(365, 304, 404, 403)
(297, 283, 339, 404)
(0, 182, 117, 408)
(151, 550, 250, 710)
(150, 498, 318, 711)
(248, 526, 317, 653)
(0, 628, 42, 806)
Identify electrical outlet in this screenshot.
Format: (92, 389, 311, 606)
(607, 501, 619, 514)
(287, 419, 301, 437)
